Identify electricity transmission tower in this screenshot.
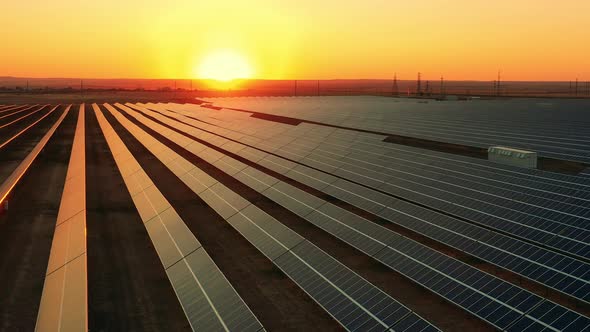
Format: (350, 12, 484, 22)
(416, 72, 421, 96)
(392, 73, 398, 96)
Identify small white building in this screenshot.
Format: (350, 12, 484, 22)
(488, 146, 538, 169)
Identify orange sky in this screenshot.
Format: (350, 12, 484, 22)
(1, 1, 589, 81)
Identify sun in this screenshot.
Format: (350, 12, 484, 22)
(196, 50, 254, 82)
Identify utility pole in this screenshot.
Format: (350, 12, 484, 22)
(440, 76, 445, 98)
(26, 80, 29, 92)
(294, 80, 298, 96)
(425, 81, 430, 96)
(575, 78, 579, 96)
(497, 70, 501, 96)
(416, 72, 421, 96)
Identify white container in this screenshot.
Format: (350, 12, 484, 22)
(488, 146, 538, 168)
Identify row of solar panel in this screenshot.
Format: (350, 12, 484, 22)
(0, 106, 50, 132)
(168, 105, 590, 209)
(200, 97, 590, 138)
(114, 102, 439, 332)
(180, 109, 590, 259)
(172, 102, 590, 194)
(352, 108, 589, 137)
(276, 140, 590, 259)
(35, 106, 87, 331)
(96, 104, 264, 332)
(331, 118, 590, 163)
(275, 142, 590, 256)
(330, 144, 590, 207)
(251, 97, 590, 163)
(0, 104, 24, 111)
(153, 102, 590, 304)
(197, 109, 590, 260)
(0, 105, 61, 203)
(282, 134, 590, 209)
(200, 97, 590, 163)
(0, 104, 38, 119)
(292, 135, 590, 213)
(0, 105, 59, 154)
(127, 103, 590, 331)
(155, 103, 590, 329)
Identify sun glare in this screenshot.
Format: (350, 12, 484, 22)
(197, 50, 254, 82)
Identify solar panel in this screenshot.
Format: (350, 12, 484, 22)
(36, 105, 86, 332)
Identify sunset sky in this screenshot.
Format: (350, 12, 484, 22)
(1, 1, 589, 81)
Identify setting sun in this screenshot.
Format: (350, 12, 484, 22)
(196, 50, 254, 82)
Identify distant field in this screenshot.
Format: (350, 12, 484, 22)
(0, 91, 199, 104)
(1, 77, 590, 101)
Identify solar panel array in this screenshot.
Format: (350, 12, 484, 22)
(152, 101, 590, 303)
(0, 105, 65, 204)
(142, 98, 590, 330)
(109, 102, 438, 332)
(0, 105, 56, 150)
(2, 97, 589, 331)
(201, 97, 590, 164)
(125, 101, 590, 331)
(96, 104, 264, 332)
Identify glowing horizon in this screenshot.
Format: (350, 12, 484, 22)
(1, 1, 589, 81)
